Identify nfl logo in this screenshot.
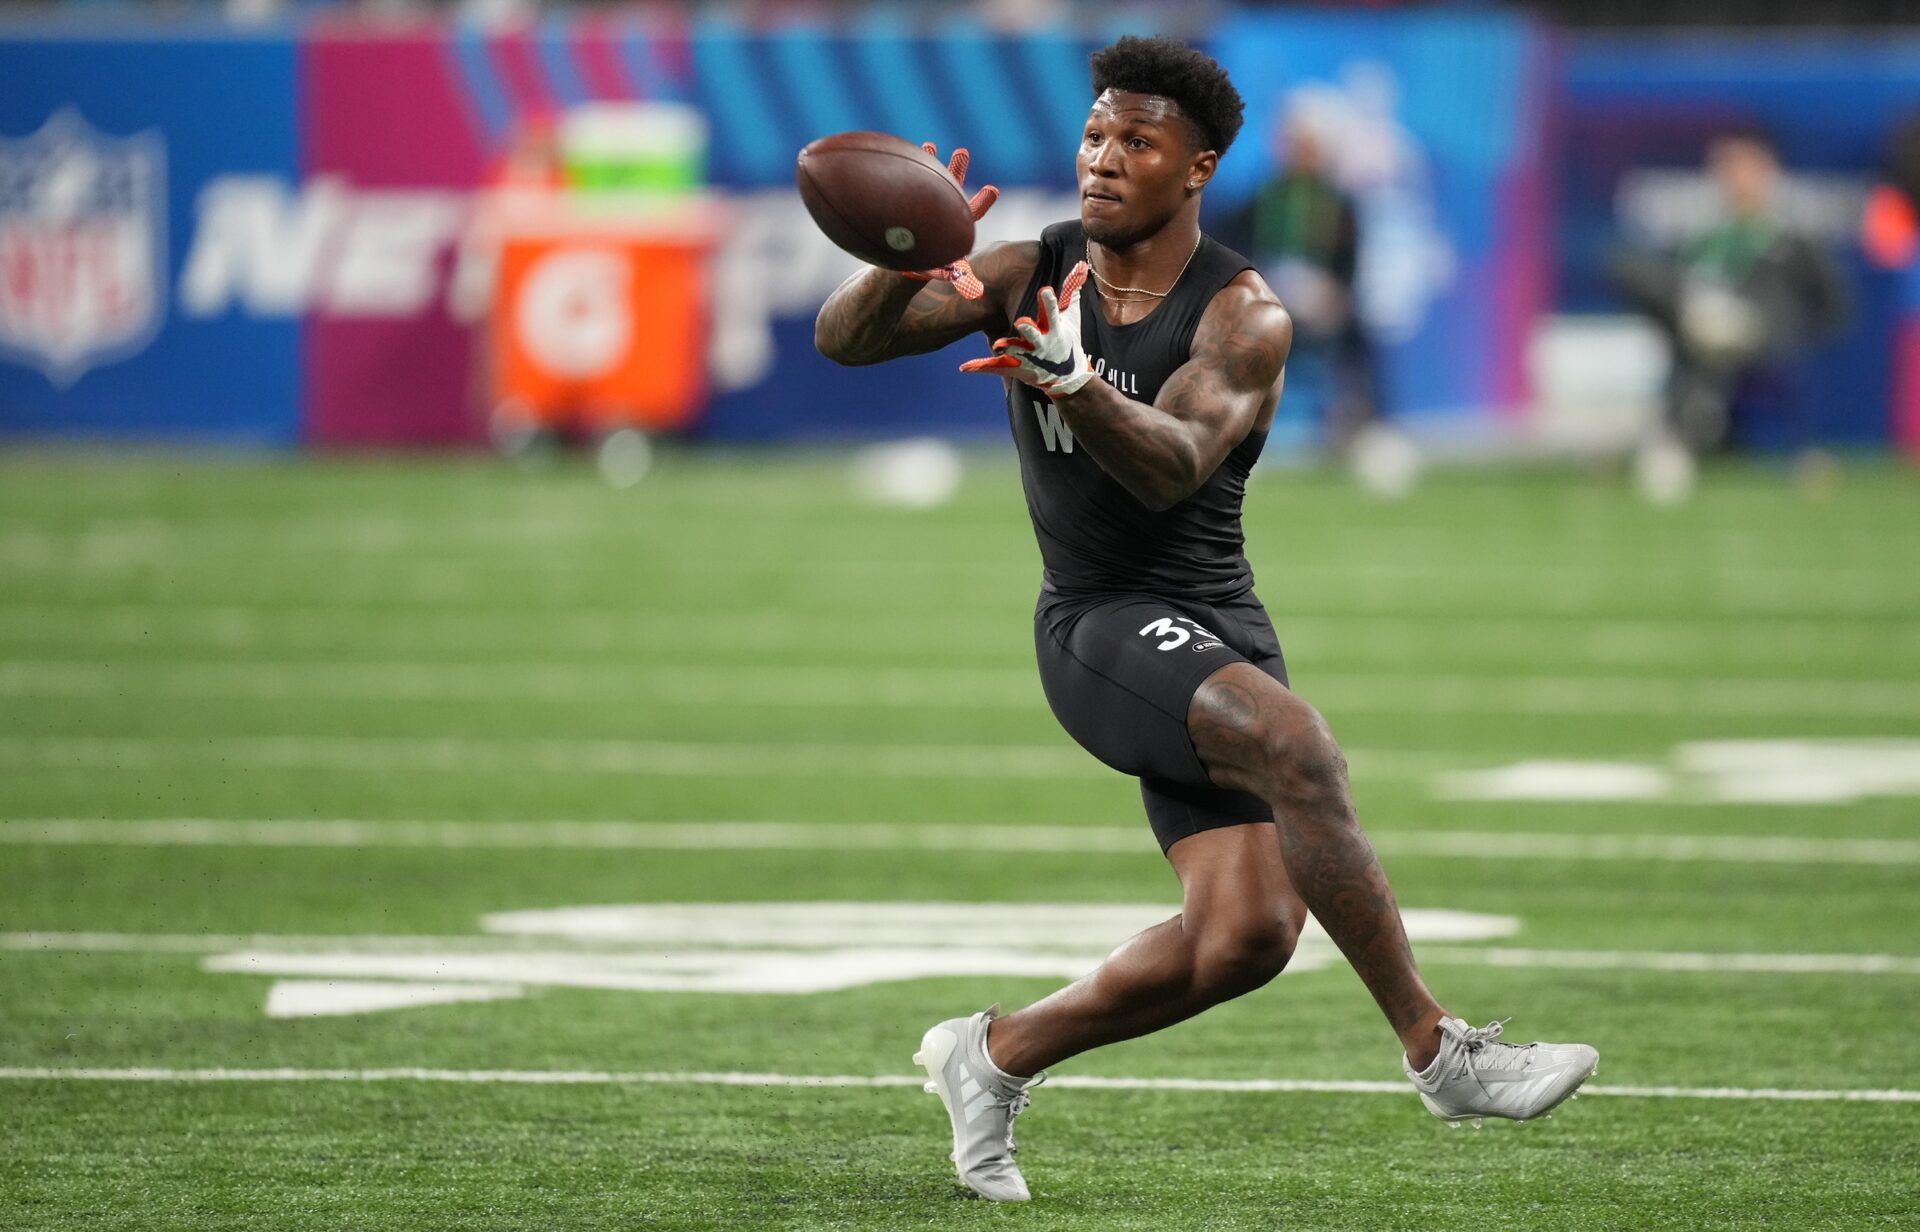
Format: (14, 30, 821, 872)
(0, 109, 166, 387)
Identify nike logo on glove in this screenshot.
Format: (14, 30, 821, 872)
(957, 261, 1093, 396)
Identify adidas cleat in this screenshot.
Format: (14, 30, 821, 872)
(913, 1005, 1044, 1202)
(1404, 1016, 1597, 1126)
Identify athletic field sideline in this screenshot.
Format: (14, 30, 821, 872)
(3, 452, 1917, 1230)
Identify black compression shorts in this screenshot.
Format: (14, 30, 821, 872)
(1033, 590, 1289, 853)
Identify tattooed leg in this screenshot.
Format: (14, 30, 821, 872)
(1187, 662, 1449, 1069)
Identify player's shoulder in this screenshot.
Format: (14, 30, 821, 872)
(1190, 267, 1293, 387)
(1201, 268, 1292, 346)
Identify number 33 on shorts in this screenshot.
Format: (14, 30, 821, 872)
(1137, 615, 1223, 652)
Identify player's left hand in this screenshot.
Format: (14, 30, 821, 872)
(902, 143, 999, 300)
(958, 261, 1092, 396)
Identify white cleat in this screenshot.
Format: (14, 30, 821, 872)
(913, 1005, 1044, 1202)
(1406, 1016, 1598, 1126)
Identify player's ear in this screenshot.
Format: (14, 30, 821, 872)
(1184, 150, 1219, 196)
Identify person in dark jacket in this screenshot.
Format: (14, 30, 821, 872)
(1219, 111, 1378, 448)
(1612, 129, 1849, 465)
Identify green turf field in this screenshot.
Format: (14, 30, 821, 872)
(2, 451, 1917, 1230)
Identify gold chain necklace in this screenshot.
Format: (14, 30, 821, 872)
(1086, 233, 1202, 300)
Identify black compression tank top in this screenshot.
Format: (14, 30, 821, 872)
(1001, 219, 1265, 602)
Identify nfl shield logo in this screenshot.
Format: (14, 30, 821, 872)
(0, 109, 166, 387)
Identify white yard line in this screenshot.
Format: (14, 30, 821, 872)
(0, 737, 1445, 781)
(0, 660, 1039, 707)
(3, 819, 1917, 865)
(0, 1066, 1912, 1104)
(3, 659, 1917, 718)
(8, 608, 1917, 682)
(0, 932, 590, 954)
(1414, 947, 1920, 975)
(0, 735, 1103, 780)
(6, 931, 1916, 977)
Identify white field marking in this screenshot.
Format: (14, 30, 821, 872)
(0, 735, 1102, 780)
(1314, 675, 1920, 720)
(5, 820, 1920, 866)
(4, 906, 1515, 958)
(213, 948, 1128, 996)
(208, 904, 1508, 1001)
(8, 612, 1917, 695)
(10, 931, 1917, 981)
(0, 737, 1442, 782)
(1414, 947, 1920, 976)
(0, 606, 1024, 655)
(1441, 740, 1920, 806)
(6, 604, 1917, 668)
(1438, 762, 1671, 801)
(1677, 739, 1920, 804)
(264, 980, 523, 1018)
(0, 660, 1039, 707)
(200, 942, 1920, 998)
(5, 658, 1920, 719)
(472, 902, 1516, 950)
(0, 932, 646, 954)
(0, 1067, 1913, 1104)
(6, 520, 1912, 595)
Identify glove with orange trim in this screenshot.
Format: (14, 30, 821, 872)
(958, 261, 1091, 396)
(902, 143, 999, 300)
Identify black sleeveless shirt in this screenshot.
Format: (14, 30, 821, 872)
(1001, 219, 1264, 602)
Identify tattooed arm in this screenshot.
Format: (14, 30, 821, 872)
(1055, 272, 1291, 511)
(814, 241, 1039, 367)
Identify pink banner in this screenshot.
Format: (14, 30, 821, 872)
(301, 28, 491, 446)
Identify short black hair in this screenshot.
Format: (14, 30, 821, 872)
(1089, 35, 1244, 157)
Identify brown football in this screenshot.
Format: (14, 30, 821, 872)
(795, 131, 975, 271)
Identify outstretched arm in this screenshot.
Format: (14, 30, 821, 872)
(815, 240, 1038, 366)
(962, 268, 1291, 510)
(1058, 278, 1290, 510)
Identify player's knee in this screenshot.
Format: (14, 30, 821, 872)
(1192, 911, 1299, 996)
(1265, 706, 1351, 815)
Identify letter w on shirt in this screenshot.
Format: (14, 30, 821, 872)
(1033, 400, 1075, 454)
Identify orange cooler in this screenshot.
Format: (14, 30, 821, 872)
(488, 194, 721, 433)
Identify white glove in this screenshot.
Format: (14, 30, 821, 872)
(958, 260, 1091, 396)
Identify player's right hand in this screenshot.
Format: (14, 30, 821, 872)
(958, 261, 1092, 396)
(902, 143, 998, 300)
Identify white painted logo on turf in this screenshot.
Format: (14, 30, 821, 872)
(1438, 739, 1920, 805)
(202, 901, 1519, 1018)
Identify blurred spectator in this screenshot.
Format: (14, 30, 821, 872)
(1219, 105, 1379, 448)
(1610, 129, 1849, 463)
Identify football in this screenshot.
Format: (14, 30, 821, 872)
(795, 131, 976, 271)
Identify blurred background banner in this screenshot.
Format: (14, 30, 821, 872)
(0, 30, 301, 444)
(0, 10, 1915, 453)
(1559, 30, 1920, 451)
(0, 11, 1549, 446)
(1207, 10, 1550, 444)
